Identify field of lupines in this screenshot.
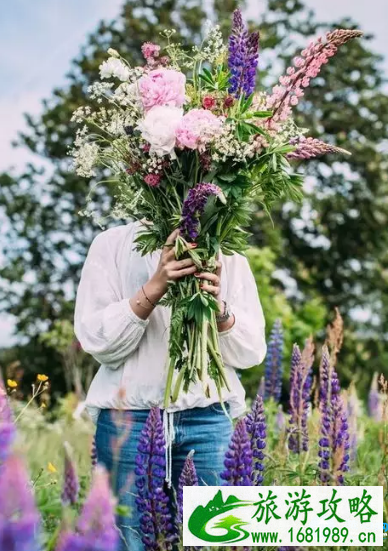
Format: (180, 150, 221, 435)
(0, 310, 387, 551)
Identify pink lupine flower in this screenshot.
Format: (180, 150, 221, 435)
(287, 137, 350, 160)
(141, 42, 161, 60)
(267, 29, 363, 123)
(138, 68, 186, 111)
(176, 109, 223, 152)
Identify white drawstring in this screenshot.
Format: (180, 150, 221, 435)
(163, 410, 175, 488)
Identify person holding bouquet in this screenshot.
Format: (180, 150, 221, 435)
(71, 8, 362, 548)
(74, 221, 266, 550)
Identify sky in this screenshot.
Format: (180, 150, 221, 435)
(0, 0, 387, 346)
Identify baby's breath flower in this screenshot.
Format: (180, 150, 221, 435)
(71, 106, 92, 124)
(72, 135, 100, 178)
(87, 81, 114, 101)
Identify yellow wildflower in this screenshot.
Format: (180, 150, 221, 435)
(7, 379, 17, 388)
(37, 374, 49, 382)
(47, 462, 57, 474)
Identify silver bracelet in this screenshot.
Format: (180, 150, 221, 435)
(216, 301, 231, 323)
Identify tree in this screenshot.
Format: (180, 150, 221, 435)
(257, 0, 388, 390)
(1, 0, 387, 397)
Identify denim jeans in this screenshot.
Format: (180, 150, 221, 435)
(95, 405, 232, 551)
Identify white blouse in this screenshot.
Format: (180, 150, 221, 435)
(74, 221, 266, 423)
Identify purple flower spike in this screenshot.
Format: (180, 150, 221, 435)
(318, 345, 350, 485)
(62, 442, 79, 506)
(0, 377, 16, 463)
(0, 455, 40, 551)
(58, 465, 118, 551)
(135, 407, 176, 551)
(180, 183, 225, 242)
(288, 340, 314, 454)
(221, 418, 253, 486)
(228, 9, 259, 98)
(246, 395, 266, 485)
(177, 451, 198, 525)
(264, 319, 284, 402)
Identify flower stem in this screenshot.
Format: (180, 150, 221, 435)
(164, 358, 175, 409)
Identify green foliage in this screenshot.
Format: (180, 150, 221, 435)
(241, 246, 326, 398)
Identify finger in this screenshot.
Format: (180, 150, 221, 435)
(170, 266, 197, 279)
(171, 258, 196, 270)
(194, 272, 220, 285)
(200, 282, 220, 296)
(215, 260, 222, 276)
(165, 229, 180, 245)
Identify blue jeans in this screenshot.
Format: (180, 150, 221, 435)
(95, 405, 232, 551)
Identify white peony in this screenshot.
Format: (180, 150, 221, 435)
(99, 57, 130, 81)
(137, 105, 183, 157)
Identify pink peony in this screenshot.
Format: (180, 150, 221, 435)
(138, 68, 186, 111)
(141, 42, 160, 60)
(176, 109, 223, 152)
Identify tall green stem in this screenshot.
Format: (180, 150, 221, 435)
(164, 357, 175, 408)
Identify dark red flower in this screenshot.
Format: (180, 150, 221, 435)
(202, 95, 216, 110)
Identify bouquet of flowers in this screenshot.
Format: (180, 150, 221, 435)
(70, 9, 362, 407)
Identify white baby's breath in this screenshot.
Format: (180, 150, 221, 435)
(72, 130, 100, 177)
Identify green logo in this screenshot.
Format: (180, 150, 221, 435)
(188, 490, 253, 544)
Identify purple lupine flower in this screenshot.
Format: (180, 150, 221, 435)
(287, 137, 350, 160)
(264, 319, 284, 402)
(228, 10, 259, 98)
(243, 31, 260, 97)
(61, 442, 79, 506)
(318, 346, 349, 485)
(332, 396, 350, 486)
(368, 373, 382, 421)
(57, 465, 118, 551)
(177, 451, 198, 524)
(135, 408, 176, 551)
(246, 395, 266, 485)
(221, 419, 253, 486)
(288, 341, 314, 454)
(0, 377, 16, 463)
(0, 455, 41, 551)
(180, 183, 225, 242)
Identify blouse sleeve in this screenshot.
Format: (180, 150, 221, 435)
(74, 232, 149, 369)
(218, 254, 266, 369)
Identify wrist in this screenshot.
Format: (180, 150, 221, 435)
(146, 276, 168, 302)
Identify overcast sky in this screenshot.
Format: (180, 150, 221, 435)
(0, 0, 387, 346)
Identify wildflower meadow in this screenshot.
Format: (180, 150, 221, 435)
(1, 310, 387, 551)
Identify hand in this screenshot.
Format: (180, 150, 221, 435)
(149, 229, 197, 298)
(194, 260, 223, 309)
